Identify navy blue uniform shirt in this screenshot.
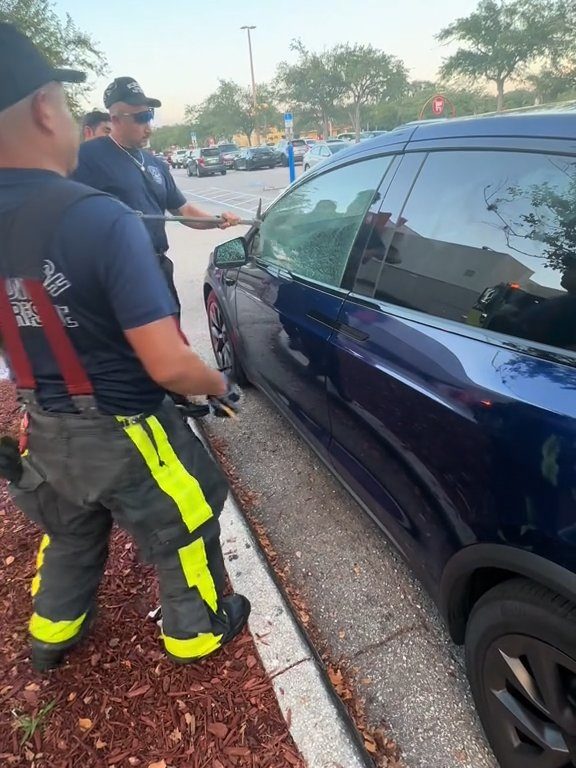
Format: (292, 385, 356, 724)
(72, 136, 186, 254)
(0, 169, 178, 415)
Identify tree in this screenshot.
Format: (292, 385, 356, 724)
(186, 80, 280, 145)
(0, 0, 107, 115)
(528, 65, 576, 104)
(275, 40, 344, 139)
(331, 44, 408, 139)
(149, 125, 192, 152)
(437, 0, 576, 111)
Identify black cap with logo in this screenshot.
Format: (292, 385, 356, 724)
(0, 22, 85, 113)
(103, 77, 162, 110)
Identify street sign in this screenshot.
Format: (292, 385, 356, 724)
(432, 96, 445, 116)
(284, 112, 293, 126)
(190, 131, 197, 142)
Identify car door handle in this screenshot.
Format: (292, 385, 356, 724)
(307, 311, 370, 342)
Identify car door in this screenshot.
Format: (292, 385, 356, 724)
(327, 141, 576, 589)
(233, 155, 392, 448)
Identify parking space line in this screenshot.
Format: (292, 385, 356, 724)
(181, 190, 258, 214)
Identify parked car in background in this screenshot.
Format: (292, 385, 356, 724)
(304, 138, 318, 148)
(234, 146, 277, 170)
(171, 149, 189, 169)
(218, 142, 241, 169)
(186, 147, 226, 177)
(337, 130, 388, 143)
(303, 140, 348, 171)
(274, 138, 309, 166)
(164, 151, 174, 168)
(204, 107, 576, 768)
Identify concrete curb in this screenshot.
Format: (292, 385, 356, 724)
(192, 424, 370, 768)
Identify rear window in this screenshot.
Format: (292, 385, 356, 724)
(329, 143, 347, 154)
(201, 148, 221, 158)
(219, 144, 238, 153)
(292, 140, 306, 147)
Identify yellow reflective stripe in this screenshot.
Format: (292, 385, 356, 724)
(178, 538, 218, 611)
(29, 611, 87, 644)
(31, 534, 50, 597)
(119, 416, 213, 534)
(163, 631, 223, 660)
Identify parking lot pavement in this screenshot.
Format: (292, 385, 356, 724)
(172, 166, 298, 217)
(170, 223, 498, 768)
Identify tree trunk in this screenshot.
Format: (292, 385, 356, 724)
(496, 79, 505, 112)
(354, 101, 361, 142)
(322, 109, 329, 141)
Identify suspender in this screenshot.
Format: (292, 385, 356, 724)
(0, 179, 109, 411)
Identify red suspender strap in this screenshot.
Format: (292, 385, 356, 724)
(24, 279, 94, 396)
(0, 280, 36, 390)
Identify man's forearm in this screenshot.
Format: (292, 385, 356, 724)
(175, 203, 219, 230)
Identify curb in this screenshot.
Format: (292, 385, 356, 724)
(192, 423, 371, 768)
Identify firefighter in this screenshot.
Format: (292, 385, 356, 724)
(72, 76, 240, 311)
(0, 22, 250, 672)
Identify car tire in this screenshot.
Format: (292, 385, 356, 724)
(187, 166, 192, 177)
(465, 577, 576, 768)
(206, 291, 248, 386)
(221, 170, 226, 176)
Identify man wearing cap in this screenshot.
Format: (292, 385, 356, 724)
(72, 77, 239, 309)
(0, 22, 250, 672)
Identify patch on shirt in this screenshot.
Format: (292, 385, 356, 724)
(147, 165, 164, 186)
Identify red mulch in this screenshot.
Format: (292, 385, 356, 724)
(0, 382, 304, 768)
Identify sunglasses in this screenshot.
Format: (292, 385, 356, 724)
(118, 109, 155, 124)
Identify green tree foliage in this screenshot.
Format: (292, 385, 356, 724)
(0, 0, 107, 115)
(185, 80, 280, 146)
(332, 44, 408, 139)
(437, 0, 576, 111)
(149, 124, 192, 152)
(275, 40, 344, 139)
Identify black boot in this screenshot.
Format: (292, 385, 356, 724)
(30, 607, 96, 672)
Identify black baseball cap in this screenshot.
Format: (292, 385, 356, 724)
(0, 22, 85, 113)
(103, 77, 161, 109)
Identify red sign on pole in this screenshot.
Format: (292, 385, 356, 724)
(432, 95, 445, 116)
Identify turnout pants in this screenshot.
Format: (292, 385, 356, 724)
(9, 398, 229, 661)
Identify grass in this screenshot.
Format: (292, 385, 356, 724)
(12, 699, 57, 745)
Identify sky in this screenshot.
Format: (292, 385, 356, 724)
(54, 0, 480, 125)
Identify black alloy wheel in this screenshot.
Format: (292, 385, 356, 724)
(466, 578, 576, 768)
(207, 292, 247, 385)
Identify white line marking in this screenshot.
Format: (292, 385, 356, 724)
(181, 190, 257, 214)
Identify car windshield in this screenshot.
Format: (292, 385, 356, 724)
(219, 144, 238, 153)
(201, 148, 221, 158)
(328, 143, 347, 154)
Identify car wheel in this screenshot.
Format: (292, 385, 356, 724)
(466, 578, 576, 768)
(206, 291, 248, 385)
(187, 166, 192, 177)
(221, 170, 226, 175)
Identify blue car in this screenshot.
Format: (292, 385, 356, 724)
(204, 106, 576, 768)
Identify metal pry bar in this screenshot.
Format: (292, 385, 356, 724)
(134, 211, 259, 226)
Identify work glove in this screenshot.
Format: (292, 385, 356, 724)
(0, 436, 23, 483)
(207, 374, 241, 418)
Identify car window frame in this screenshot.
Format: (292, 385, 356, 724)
(347, 138, 576, 369)
(248, 152, 400, 292)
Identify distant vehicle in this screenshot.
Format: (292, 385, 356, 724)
(274, 138, 308, 166)
(218, 142, 241, 169)
(186, 147, 226, 177)
(304, 138, 318, 148)
(171, 149, 189, 169)
(234, 146, 277, 171)
(164, 151, 174, 168)
(303, 140, 348, 172)
(337, 130, 388, 143)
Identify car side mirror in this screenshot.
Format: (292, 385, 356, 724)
(213, 237, 249, 269)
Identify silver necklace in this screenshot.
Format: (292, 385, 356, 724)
(109, 136, 145, 172)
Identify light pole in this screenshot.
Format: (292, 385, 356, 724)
(241, 25, 260, 145)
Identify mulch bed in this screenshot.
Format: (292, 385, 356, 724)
(0, 382, 304, 768)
